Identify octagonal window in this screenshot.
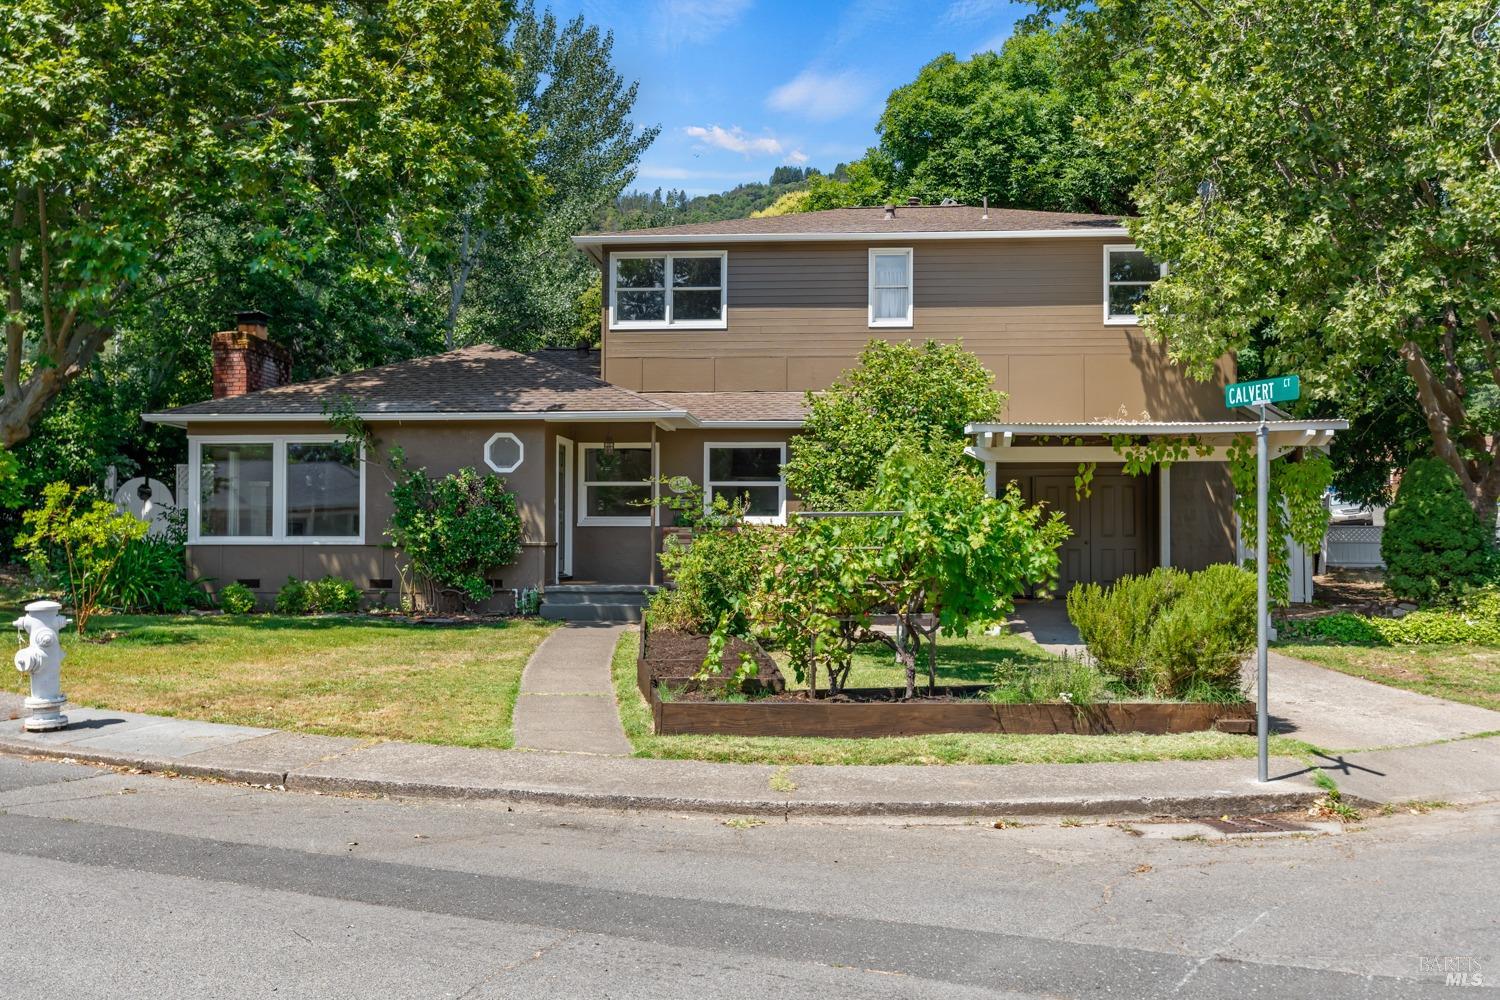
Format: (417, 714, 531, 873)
(484, 432, 524, 474)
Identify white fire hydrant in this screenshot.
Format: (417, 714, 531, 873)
(13, 600, 69, 731)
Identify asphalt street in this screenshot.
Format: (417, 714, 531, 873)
(0, 754, 1491, 998)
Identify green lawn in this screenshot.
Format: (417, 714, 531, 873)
(778, 628, 1061, 690)
(614, 629, 1312, 765)
(3, 614, 557, 748)
(1276, 640, 1500, 712)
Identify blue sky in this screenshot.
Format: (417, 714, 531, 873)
(547, 0, 1029, 195)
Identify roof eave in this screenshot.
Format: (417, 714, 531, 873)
(145, 409, 693, 427)
(571, 227, 1126, 248)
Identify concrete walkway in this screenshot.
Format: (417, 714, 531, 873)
(511, 623, 632, 756)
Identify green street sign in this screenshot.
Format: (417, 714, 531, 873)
(1225, 375, 1300, 409)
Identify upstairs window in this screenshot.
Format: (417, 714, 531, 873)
(1103, 245, 1165, 325)
(868, 248, 914, 327)
(610, 252, 726, 329)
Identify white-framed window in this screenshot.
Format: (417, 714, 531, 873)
(704, 442, 787, 524)
(608, 251, 727, 330)
(868, 247, 914, 327)
(189, 435, 364, 544)
(1103, 244, 1165, 325)
(578, 442, 656, 526)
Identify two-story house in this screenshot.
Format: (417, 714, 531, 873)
(148, 202, 1311, 618)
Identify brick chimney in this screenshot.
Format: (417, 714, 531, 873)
(212, 310, 291, 398)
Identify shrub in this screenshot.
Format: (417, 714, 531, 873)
(218, 582, 257, 615)
(1382, 457, 1496, 604)
(1067, 564, 1257, 700)
(1144, 564, 1256, 699)
(1277, 592, 1500, 647)
(1279, 612, 1386, 644)
(305, 575, 361, 613)
(14, 482, 149, 634)
(650, 521, 771, 637)
(388, 465, 522, 609)
(275, 577, 309, 614)
(96, 511, 208, 613)
(1066, 567, 1183, 690)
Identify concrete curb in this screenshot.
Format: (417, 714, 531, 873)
(0, 736, 1330, 818)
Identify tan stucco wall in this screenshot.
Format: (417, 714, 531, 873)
(185, 418, 551, 609)
(546, 423, 798, 585)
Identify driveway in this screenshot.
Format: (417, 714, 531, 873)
(1007, 599, 1500, 751)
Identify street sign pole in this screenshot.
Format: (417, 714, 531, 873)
(1255, 405, 1270, 782)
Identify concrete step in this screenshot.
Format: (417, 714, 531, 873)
(540, 585, 656, 622)
(540, 603, 643, 623)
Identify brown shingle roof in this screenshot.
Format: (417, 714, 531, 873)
(644, 391, 810, 424)
(158, 345, 674, 418)
(578, 204, 1123, 240)
(528, 346, 601, 379)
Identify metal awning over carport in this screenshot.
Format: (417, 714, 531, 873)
(963, 417, 1348, 575)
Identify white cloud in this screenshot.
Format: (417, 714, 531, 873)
(651, 0, 752, 48)
(767, 69, 874, 121)
(683, 124, 785, 157)
(788, 149, 809, 164)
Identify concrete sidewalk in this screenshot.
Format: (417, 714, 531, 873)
(1, 702, 1496, 817)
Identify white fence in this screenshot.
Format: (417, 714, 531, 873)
(1324, 524, 1384, 568)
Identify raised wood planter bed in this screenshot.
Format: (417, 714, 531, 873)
(636, 624, 785, 700)
(649, 686, 1256, 738)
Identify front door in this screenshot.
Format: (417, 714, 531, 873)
(1029, 474, 1146, 589)
(555, 436, 574, 580)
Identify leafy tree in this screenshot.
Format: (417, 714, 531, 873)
(446, 2, 657, 349)
(749, 190, 812, 218)
(795, 32, 1131, 213)
(800, 159, 891, 212)
(858, 445, 1069, 697)
(15, 482, 149, 634)
(596, 171, 817, 230)
(1382, 457, 1496, 604)
(784, 340, 1003, 510)
(2, 0, 541, 449)
(1035, 0, 1500, 521)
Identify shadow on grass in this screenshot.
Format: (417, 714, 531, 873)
(72, 613, 529, 640)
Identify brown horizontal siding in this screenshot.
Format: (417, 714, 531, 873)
(602, 237, 1231, 419)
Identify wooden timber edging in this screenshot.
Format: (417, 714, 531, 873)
(649, 688, 1257, 738)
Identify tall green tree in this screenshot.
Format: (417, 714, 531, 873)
(2, 0, 541, 449)
(445, 2, 657, 349)
(798, 32, 1132, 213)
(1035, 0, 1500, 520)
(784, 340, 1003, 510)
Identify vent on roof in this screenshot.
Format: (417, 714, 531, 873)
(882, 203, 895, 220)
(940, 197, 959, 206)
(906, 196, 921, 206)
